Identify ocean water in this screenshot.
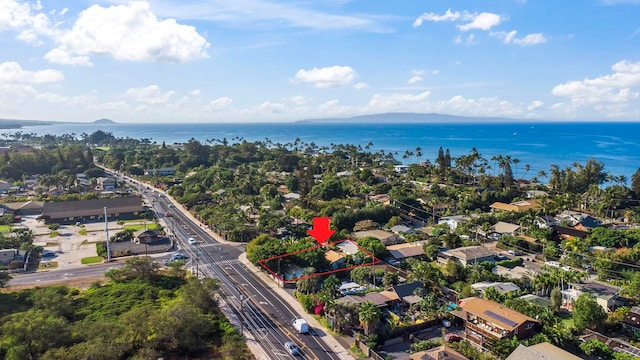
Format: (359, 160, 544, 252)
(2, 121, 639, 180)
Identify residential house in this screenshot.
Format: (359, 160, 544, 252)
(336, 291, 396, 309)
(387, 241, 427, 262)
(490, 199, 542, 213)
(390, 224, 415, 235)
(551, 225, 589, 241)
(557, 210, 602, 229)
(621, 306, 640, 336)
(454, 297, 540, 345)
(579, 330, 640, 358)
(369, 194, 391, 205)
(136, 230, 161, 244)
(561, 280, 623, 312)
(493, 265, 536, 285)
(283, 192, 301, 201)
(525, 190, 549, 199)
(393, 165, 410, 173)
(471, 281, 520, 296)
(326, 250, 347, 269)
(1, 200, 44, 217)
(390, 282, 424, 307)
(41, 196, 144, 224)
(0, 249, 15, 266)
(438, 215, 471, 231)
(336, 240, 360, 255)
(352, 229, 402, 245)
(97, 177, 117, 190)
(439, 246, 496, 266)
(157, 167, 176, 176)
(492, 221, 520, 236)
(0, 180, 12, 194)
(506, 343, 582, 360)
(535, 215, 557, 228)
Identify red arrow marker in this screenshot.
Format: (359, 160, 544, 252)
(307, 217, 336, 244)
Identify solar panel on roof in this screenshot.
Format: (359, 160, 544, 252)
(483, 310, 518, 327)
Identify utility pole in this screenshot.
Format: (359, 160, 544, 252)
(104, 207, 111, 262)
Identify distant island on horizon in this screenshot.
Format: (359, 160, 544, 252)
(0, 113, 637, 129)
(0, 118, 117, 130)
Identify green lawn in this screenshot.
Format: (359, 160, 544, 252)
(81, 256, 104, 264)
(120, 218, 153, 223)
(124, 223, 160, 231)
(0, 225, 11, 233)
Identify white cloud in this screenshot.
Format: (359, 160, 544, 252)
(0, 0, 41, 32)
(552, 60, 640, 108)
(141, 0, 389, 32)
(527, 100, 544, 111)
(124, 85, 176, 104)
(190, 89, 201, 96)
(353, 82, 369, 89)
(457, 12, 501, 31)
(290, 95, 310, 105)
(206, 96, 233, 110)
(455, 34, 476, 45)
(0, 61, 64, 84)
(35, 92, 69, 103)
(44, 48, 92, 66)
(407, 70, 425, 85)
(492, 30, 547, 46)
(294, 66, 357, 88)
(367, 91, 431, 112)
(46, 1, 209, 65)
(413, 9, 461, 27)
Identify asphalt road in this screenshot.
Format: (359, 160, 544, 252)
(11, 170, 348, 360)
(152, 193, 344, 360)
(9, 262, 122, 285)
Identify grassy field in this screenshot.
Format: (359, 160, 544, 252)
(124, 223, 160, 231)
(81, 256, 104, 265)
(0, 225, 11, 233)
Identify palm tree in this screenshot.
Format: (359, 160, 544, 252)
(296, 267, 318, 294)
(359, 301, 382, 335)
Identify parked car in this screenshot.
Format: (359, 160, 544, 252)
(445, 333, 462, 342)
(284, 341, 300, 356)
(495, 254, 508, 261)
(507, 250, 521, 256)
(41, 250, 56, 258)
(171, 253, 187, 260)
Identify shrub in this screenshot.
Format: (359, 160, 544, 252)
(48, 223, 61, 230)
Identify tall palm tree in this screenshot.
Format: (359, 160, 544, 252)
(296, 267, 318, 294)
(359, 301, 382, 335)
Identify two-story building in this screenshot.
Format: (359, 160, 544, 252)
(454, 297, 540, 345)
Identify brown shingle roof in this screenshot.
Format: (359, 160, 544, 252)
(459, 297, 538, 331)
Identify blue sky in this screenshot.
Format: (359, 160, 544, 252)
(1, 0, 640, 123)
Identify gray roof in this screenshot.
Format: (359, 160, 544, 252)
(506, 343, 582, 360)
(443, 246, 495, 261)
(42, 196, 143, 219)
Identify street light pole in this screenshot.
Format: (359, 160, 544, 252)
(104, 207, 111, 262)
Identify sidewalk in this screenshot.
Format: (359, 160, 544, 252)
(115, 171, 356, 359)
(238, 253, 356, 360)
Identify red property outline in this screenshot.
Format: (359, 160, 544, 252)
(258, 239, 380, 283)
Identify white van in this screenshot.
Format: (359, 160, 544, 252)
(544, 261, 561, 268)
(293, 318, 309, 334)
